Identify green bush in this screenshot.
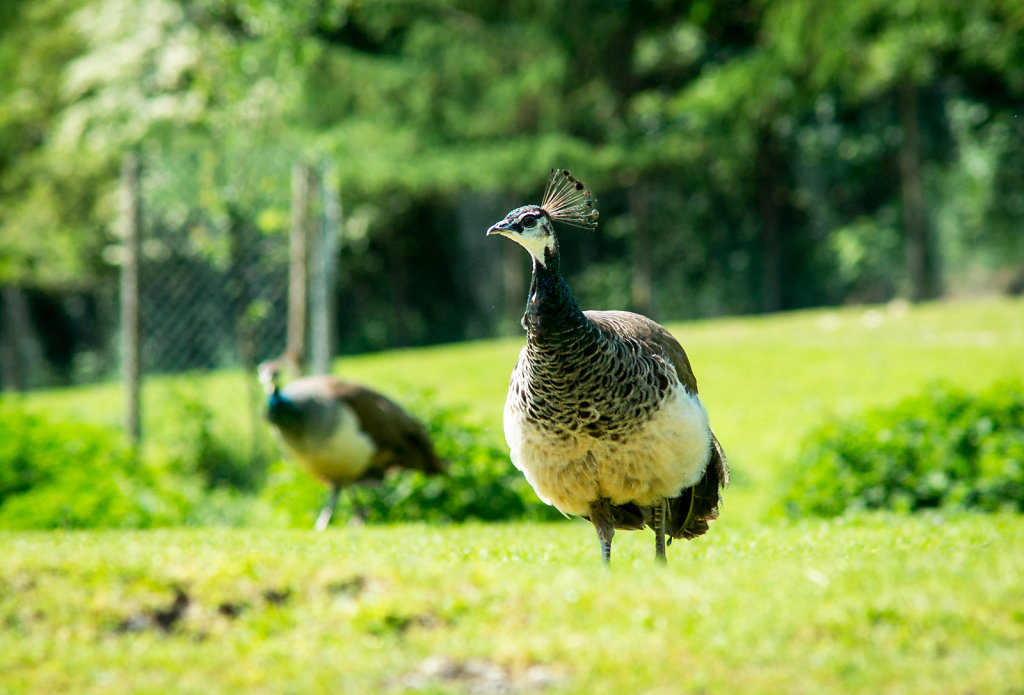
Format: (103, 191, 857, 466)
(785, 381, 1024, 516)
(0, 402, 189, 528)
(262, 400, 561, 526)
(171, 394, 266, 492)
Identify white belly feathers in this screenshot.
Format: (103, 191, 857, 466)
(504, 381, 711, 517)
(281, 401, 377, 484)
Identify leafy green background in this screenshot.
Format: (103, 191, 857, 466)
(3, 0, 1024, 368)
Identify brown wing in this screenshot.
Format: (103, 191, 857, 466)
(322, 379, 446, 477)
(581, 310, 727, 537)
(584, 310, 699, 394)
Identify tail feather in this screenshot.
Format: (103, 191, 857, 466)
(668, 431, 729, 541)
(582, 432, 729, 538)
(403, 429, 447, 475)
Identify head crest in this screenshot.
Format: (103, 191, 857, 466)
(540, 169, 599, 231)
(257, 351, 303, 393)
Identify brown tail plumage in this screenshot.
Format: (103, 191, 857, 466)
(667, 431, 729, 541)
(400, 423, 447, 476)
(583, 432, 729, 538)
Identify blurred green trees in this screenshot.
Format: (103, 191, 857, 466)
(2, 0, 1023, 367)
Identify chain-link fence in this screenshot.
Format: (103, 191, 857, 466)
(137, 219, 289, 376)
(0, 153, 338, 474)
(133, 216, 290, 474)
(122, 156, 338, 470)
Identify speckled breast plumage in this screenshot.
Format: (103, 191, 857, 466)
(503, 326, 712, 517)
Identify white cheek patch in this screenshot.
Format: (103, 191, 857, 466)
(517, 232, 554, 266)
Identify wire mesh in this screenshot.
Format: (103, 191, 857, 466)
(137, 231, 289, 376)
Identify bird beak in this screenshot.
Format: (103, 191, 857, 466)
(486, 221, 511, 237)
(257, 360, 280, 394)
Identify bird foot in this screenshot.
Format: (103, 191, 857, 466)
(588, 498, 616, 564)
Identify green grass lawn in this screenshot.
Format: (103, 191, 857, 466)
(3, 515, 1022, 694)
(4, 296, 1024, 693)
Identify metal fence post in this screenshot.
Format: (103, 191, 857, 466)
(311, 160, 341, 375)
(119, 151, 142, 446)
(288, 163, 314, 369)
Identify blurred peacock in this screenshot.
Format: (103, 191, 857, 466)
(486, 169, 729, 563)
(258, 356, 445, 530)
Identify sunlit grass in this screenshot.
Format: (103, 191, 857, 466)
(5, 296, 1024, 693)
(2, 514, 1021, 694)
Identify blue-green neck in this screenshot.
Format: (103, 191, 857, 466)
(267, 389, 303, 433)
(524, 249, 587, 344)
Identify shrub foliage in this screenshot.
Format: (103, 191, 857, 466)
(0, 391, 559, 529)
(786, 382, 1024, 516)
(0, 403, 187, 528)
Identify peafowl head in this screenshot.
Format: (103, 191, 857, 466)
(486, 169, 598, 268)
(257, 352, 303, 396)
(257, 360, 281, 396)
(257, 355, 304, 433)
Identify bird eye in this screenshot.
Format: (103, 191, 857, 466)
(521, 215, 537, 228)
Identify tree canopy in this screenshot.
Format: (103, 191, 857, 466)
(2, 0, 1023, 371)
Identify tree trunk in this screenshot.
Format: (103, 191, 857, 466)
(898, 82, 942, 301)
(630, 182, 653, 317)
(0, 285, 41, 391)
(756, 127, 783, 313)
(389, 222, 410, 348)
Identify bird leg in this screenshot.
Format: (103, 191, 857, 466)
(314, 483, 341, 532)
(588, 497, 616, 564)
(651, 498, 667, 563)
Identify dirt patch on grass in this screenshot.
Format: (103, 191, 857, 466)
(216, 600, 246, 619)
(116, 586, 190, 634)
(326, 574, 367, 597)
(262, 587, 292, 606)
(111, 574, 375, 635)
(397, 655, 565, 694)
(371, 611, 443, 636)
